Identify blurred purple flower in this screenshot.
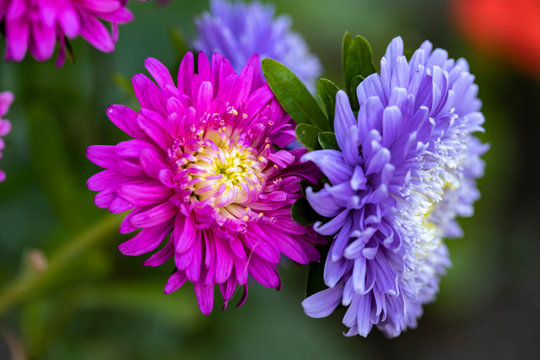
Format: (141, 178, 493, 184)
(194, 0, 321, 91)
(87, 51, 322, 314)
(0, 91, 13, 182)
(0, 0, 135, 66)
(301, 37, 488, 337)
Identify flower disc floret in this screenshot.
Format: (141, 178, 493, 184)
(87, 51, 322, 314)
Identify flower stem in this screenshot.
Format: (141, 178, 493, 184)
(0, 214, 122, 317)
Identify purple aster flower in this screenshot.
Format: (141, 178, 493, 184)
(301, 37, 488, 337)
(87, 51, 322, 314)
(0, 0, 135, 66)
(194, 0, 321, 91)
(0, 91, 13, 182)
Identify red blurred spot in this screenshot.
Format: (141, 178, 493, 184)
(451, 0, 540, 75)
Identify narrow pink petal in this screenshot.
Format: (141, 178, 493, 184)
(144, 240, 174, 267)
(79, 13, 114, 52)
(248, 253, 280, 289)
(118, 221, 172, 256)
(164, 271, 188, 294)
(194, 280, 214, 315)
(145, 58, 174, 89)
(129, 202, 177, 228)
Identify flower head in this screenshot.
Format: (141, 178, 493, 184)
(194, 0, 321, 90)
(87, 51, 321, 314)
(0, 0, 135, 65)
(301, 37, 488, 337)
(0, 91, 13, 182)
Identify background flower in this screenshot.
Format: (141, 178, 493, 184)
(87, 51, 321, 314)
(194, 0, 321, 91)
(302, 37, 487, 337)
(0, 91, 13, 182)
(451, 0, 540, 76)
(0, 0, 136, 65)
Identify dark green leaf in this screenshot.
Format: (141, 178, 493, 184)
(295, 123, 321, 151)
(348, 74, 365, 111)
(341, 32, 353, 75)
(317, 78, 339, 129)
(343, 35, 376, 107)
(261, 58, 329, 130)
(291, 198, 320, 226)
(305, 246, 329, 297)
(318, 132, 339, 150)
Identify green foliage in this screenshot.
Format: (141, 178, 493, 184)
(295, 123, 322, 151)
(317, 78, 339, 128)
(318, 132, 339, 150)
(291, 197, 321, 226)
(341, 33, 376, 111)
(261, 58, 330, 130)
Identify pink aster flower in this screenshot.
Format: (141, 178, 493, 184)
(0, 0, 135, 65)
(87, 51, 322, 314)
(0, 91, 14, 182)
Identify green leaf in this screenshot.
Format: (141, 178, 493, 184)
(305, 246, 329, 297)
(295, 123, 321, 151)
(341, 32, 353, 75)
(348, 74, 365, 111)
(317, 78, 339, 129)
(318, 132, 339, 150)
(342, 34, 376, 108)
(291, 198, 321, 226)
(261, 58, 329, 130)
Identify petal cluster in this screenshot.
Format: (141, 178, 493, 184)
(302, 37, 488, 337)
(0, 0, 135, 65)
(194, 0, 321, 91)
(0, 91, 14, 182)
(87, 51, 322, 314)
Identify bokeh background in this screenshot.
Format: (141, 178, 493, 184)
(1, 0, 538, 359)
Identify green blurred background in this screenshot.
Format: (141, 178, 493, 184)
(0, 0, 538, 359)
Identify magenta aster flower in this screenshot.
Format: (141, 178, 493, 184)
(0, 0, 135, 65)
(87, 51, 322, 314)
(0, 91, 13, 182)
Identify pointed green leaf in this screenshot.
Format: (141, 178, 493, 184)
(341, 32, 353, 75)
(318, 132, 339, 150)
(343, 35, 376, 109)
(348, 74, 365, 111)
(295, 123, 321, 151)
(261, 58, 329, 130)
(291, 198, 320, 226)
(317, 78, 339, 129)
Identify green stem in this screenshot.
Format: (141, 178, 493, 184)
(0, 214, 122, 317)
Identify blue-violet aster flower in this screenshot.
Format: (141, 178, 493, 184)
(194, 0, 321, 91)
(87, 51, 322, 314)
(301, 37, 488, 337)
(0, 91, 13, 182)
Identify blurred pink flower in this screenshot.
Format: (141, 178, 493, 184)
(0, 91, 14, 182)
(0, 0, 135, 66)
